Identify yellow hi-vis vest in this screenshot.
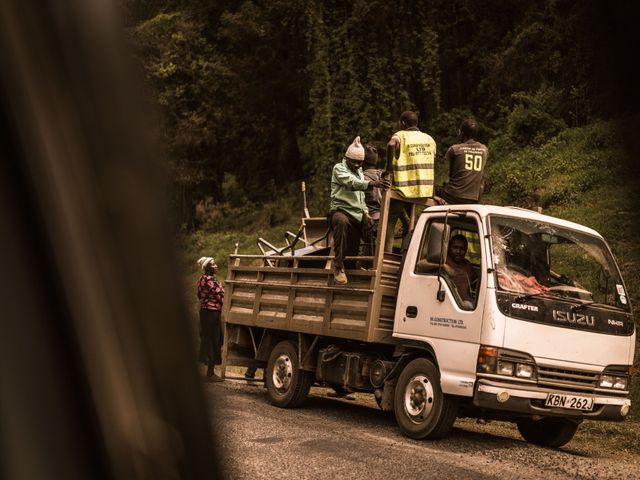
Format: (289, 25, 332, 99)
(392, 130, 436, 198)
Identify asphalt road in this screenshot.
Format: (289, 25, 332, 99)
(204, 377, 639, 480)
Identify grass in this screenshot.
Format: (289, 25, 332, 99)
(578, 419, 640, 455)
(179, 222, 296, 278)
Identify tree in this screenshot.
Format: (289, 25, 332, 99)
(133, 11, 234, 227)
(303, 0, 441, 210)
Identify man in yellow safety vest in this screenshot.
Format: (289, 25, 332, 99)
(384, 111, 436, 252)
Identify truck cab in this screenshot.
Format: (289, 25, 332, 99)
(222, 194, 635, 446)
(394, 204, 634, 443)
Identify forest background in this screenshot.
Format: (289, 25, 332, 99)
(124, 0, 640, 428)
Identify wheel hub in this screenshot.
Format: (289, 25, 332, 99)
(403, 375, 434, 423)
(272, 353, 292, 392)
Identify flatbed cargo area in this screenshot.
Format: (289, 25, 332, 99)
(224, 253, 401, 344)
(223, 191, 431, 345)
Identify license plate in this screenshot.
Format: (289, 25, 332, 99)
(545, 393, 594, 411)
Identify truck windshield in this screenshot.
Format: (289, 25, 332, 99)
(489, 215, 629, 311)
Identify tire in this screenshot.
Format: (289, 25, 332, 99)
(517, 418, 580, 448)
(393, 358, 458, 439)
(265, 340, 313, 408)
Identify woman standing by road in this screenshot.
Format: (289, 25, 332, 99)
(197, 256, 224, 382)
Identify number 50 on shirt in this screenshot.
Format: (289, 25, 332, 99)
(464, 154, 483, 172)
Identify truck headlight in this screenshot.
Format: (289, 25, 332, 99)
(515, 363, 534, 379)
(599, 375, 614, 388)
(598, 374, 628, 390)
(613, 377, 628, 390)
(599, 365, 632, 391)
(476, 345, 537, 380)
(497, 360, 514, 376)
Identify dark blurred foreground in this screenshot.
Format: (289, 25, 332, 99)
(0, 2, 219, 479)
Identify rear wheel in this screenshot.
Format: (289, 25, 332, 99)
(517, 418, 580, 447)
(265, 340, 313, 408)
(393, 358, 458, 439)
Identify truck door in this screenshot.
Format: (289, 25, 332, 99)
(394, 212, 486, 396)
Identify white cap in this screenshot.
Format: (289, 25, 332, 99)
(197, 256, 216, 271)
(345, 136, 365, 161)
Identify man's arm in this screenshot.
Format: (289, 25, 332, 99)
(479, 146, 489, 197)
(369, 176, 391, 189)
(470, 262, 479, 285)
(385, 136, 400, 175)
(444, 145, 455, 178)
(333, 162, 369, 191)
(415, 258, 439, 273)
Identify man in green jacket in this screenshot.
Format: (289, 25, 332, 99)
(329, 136, 389, 284)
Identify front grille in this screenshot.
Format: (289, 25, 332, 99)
(537, 365, 599, 393)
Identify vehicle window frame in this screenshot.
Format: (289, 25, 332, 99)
(414, 215, 483, 311)
(487, 214, 630, 312)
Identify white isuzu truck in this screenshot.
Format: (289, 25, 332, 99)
(222, 192, 636, 447)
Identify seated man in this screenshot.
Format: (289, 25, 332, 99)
(416, 234, 477, 304)
(329, 136, 389, 284)
(437, 117, 489, 205)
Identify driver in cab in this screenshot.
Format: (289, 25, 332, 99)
(417, 234, 477, 303)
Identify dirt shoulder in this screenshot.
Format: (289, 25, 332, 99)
(454, 417, 640, 461)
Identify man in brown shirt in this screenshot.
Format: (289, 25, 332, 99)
(416, 234, 477, 305)
(443, 234, 476, 303)
(439, 118, 489, 204)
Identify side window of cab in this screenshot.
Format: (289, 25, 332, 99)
(414, 218, 481, 310)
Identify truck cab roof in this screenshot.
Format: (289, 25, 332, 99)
(421, 204, 602, 239)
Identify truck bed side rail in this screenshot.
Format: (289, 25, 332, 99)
(223, 253, 400, 344)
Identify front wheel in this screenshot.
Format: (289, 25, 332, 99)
(517, 418, 580, 447)
(265, 340, 313, 408)
(393, 358, 458, 439)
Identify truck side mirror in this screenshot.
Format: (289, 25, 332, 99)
(425, 222, 450, 264)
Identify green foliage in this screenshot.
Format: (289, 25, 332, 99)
(432, 109, 474, 151)
(194, 181, 304, 233)
(302, 0, 441, 204)
(485, 120, 622, 208)
(213, 0, 308, 186)
(131, 10, 233, 226)
(134, 11, 231, 153)
(477, 2, 597, 124)
(221, 173, 247, 206)
(504, 87, 567, 146)
(126, 0, 634, 229)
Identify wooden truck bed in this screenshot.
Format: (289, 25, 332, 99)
(222, 191, 434, 345)
(223, 253, 401, 344)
